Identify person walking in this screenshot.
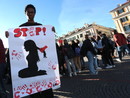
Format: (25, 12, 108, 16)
(91, 37, 102, 70)
(127, 35, 130, 49)
(112, 30, 130, 62)
(101, 34, 115, 68)
(63, 39, 77, 77)
(80, 34, 98, 75)
(71, 40, 82, 73)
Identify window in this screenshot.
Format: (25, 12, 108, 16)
(123, 25, 130, 31)
(97, 31, 102, 34)
(70, 36, 76, 40)
(117, 8, 124, 14)
(73, 36, 76, 40)
(120, 16, 128, 22)
(77, 35, 79, 38)
(80, 34, 83, 38)
(86, 31, 90, 34)
(86, 31, 91, 35)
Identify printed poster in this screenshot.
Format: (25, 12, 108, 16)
(8, 25, 60, 98)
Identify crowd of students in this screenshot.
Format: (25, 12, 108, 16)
(56, 30, 130, 77)
(0, 30, 130, 97)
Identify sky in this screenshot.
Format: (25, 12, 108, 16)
(0, 0, 127, 48)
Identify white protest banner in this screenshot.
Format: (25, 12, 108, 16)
(8, 25, 60, 98)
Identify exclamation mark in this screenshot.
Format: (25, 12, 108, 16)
(43, 27, 46, 35)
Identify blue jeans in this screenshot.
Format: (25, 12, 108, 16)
(86, 51, 97, 74)
(65, 56, 77, 74)
(117, 45, 130, 60)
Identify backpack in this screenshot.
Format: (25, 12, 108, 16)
(75, 47, 80, 56)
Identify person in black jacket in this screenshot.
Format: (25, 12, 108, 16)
(80, 34, 98, 75)
(56, 43, 66, 76)
(63, 39, 77, 77)
(0, 39, 7, 98)
(101, 34, 115, 68)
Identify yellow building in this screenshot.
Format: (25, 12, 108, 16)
(110, 1, 130, 34)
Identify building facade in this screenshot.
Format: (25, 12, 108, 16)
(110, 0, 130, 34)
(58, 23, 114, 43)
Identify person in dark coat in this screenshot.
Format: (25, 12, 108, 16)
(80, 34, 98, 75)
(0, 39, 7, 98)
(63, 39, 77, 77)
(101, 34, 115, 68)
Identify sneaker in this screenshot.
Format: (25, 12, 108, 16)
(105, 65, 113, 69)
(116, 58, 122, 62)
(73, 72, 77, 76)
(78, 70, 81, 73)
(95, 71, 98, 75)
(90, 71, 98, 75)
(96, 67, 102, 70)
(112, 65, 116, 67)
(69, 73, 72, 77)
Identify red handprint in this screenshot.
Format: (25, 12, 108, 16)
(11, 50, 22, 60)
(26, 88, 32, 94)
(36, 86, 42, 92)
(14, 91, 20, 98)
(48, 61, 57, 70)
(48, 82, 52, 88)
(55, 80, 60, 85)
(52, 64, 57, 70)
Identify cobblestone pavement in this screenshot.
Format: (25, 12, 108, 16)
(54, 56, 130, 98)
(4, 56, 130, 98)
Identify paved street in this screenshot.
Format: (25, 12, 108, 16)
(4, 56, 130, 98)
(54, 56, 130, 98)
